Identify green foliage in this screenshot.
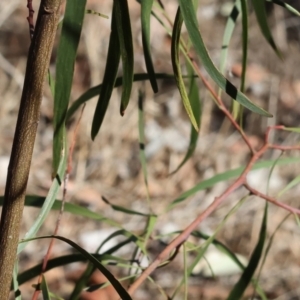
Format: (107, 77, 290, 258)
(1, 0, 300, 299)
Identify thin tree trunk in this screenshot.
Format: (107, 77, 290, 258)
(0, 0, 62, 298)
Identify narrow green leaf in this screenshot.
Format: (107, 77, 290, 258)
(41, 275, 51, 300)
(138, 91, 151, 203)
(232, 0, 248, 122)
(18, 196, 126, 229)
(254, 213, 290, 300)
(141, 0, 158, 93)
(20, 235, 132, 300)
(278, 174, 300, 197)
(282, 126, 300, 133)
(183, 243, 188, 300)
(218, 0, 243, 118)
(192, 231, 268, 299)
(227, 203, 267, 299)
(12, 264, 21, 300)
(171, 8, 199, 130)
(143, 215, 157, 244)
(252, 0, 281, 58)
(53, 0, 86, 173)
(70, 230, 133, 299)
(114, 0, 134, 115)
(17, 254, 129, 287)
(240, 0, 248, 94)
(220, 0, 241, 75)
(102, 196, 155, 217)
(67, 73, 180, 121)
(171, 197, 247, 299)
(3, 195, 146, 249)
(267, 0, 300, 16)
(170, 62, 201, 174)
(91, 5, 120, 140)
(168, 157, 299, 210)
(17, 152, 67, 254)
(178, 0, 272, 117)
(85, 9, 109, 18)
(47, 69, 55, 97)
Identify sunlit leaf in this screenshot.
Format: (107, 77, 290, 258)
(168, 157, 299, 210)
(278, 174, 300, 197)
(41, 275, 50, 300)
(178, 0, 272, 117)
(267, 0, 300, 16)
(17, 152, 67, 254)
(171, 8, 199, 130)
(170, 62, 201, 174)
(282, 126, 300, 133)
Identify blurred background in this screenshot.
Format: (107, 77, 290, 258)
(1, 0, 300, 299)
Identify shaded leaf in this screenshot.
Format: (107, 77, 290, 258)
(67, 73, 181, 121)
(227, 203, 267, 299)
(20, 236, 132, 300)
(138, 91, 151, 201)
(91, 5, 120, 140)
(17, 253, 125, 286)
(102, 196, 155, 217)
(252, 0, 281, 58)
(141, 0, 158, 92)
(114, 0, 134, 115)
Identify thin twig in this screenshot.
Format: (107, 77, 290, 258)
(127, 123, 300, 296)
(244, 183, 300, 215)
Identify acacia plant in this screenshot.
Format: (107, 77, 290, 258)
(0, 0, 300, 299)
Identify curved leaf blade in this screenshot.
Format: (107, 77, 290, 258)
(17, 152, 67, 254)
(67, 73, 178, 121)
(252, 0, 281, 58)
(178, 0, 272, 117)
(227, 203, 267, 299)
(16, 253, 120, 286)
(168, 157, 299, 210)
(268, 0, 300, 16)
(41, 275, 50, 300)
(114, 0, 134, 115)
(220, 0, 241, 75)
(170, 63, 201, 174)
(141, 0, 158, 93)
(20, 236, 132, 300)
(91, 6, 120, 140)
(171, 8, 199, 130)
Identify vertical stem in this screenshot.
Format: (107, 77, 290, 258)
(0, 0, 61, 298)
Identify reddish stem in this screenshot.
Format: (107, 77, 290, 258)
(27, 0, 35, 39)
